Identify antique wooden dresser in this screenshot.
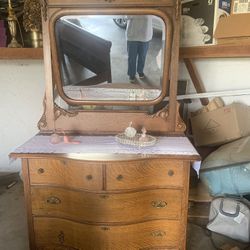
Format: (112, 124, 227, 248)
(11, 0, 200, 249)
(12, 136, 199, 250)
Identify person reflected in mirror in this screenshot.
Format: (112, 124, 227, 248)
(126, 15, 153, 83)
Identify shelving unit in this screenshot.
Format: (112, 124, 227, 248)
(188, 181, 212, 226)
(0, 45, 248, 105)
(2, 44, 249, 60)
(0, 48, 43, 59)
(1, 44, 249, 60)
(180, 44, 250, 59)
(179, 44, 250, 105)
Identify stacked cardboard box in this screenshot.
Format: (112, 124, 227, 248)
(191, 102, 250, 146)
(214, 0, 250, 44)
(180, 0, 232, 47)
(214, 13, 250, 44)
(231, 0, 250, 14)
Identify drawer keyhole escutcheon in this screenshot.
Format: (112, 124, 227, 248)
(168, 169, 174, 176)
(37, 168, 44, 174)
(101, 226, 110, 231)
(47, 196, 61, 205)
(99, 194, 109, 199)
(151, 200, 167, 208)
(116, 174, 123, 181)
(58, 231, 65, 244)
(151, 230, 166, 237)
(86, 174, 93, 180)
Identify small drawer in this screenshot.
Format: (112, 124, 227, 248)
(106, 159, 184, 190)
(31, 187, 182, 222)
(28, 158, 103, 190)
(34, 217, 180, 250)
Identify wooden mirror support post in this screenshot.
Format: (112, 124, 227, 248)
(10, 1, 200, 249)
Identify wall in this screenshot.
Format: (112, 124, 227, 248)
(1, 58, 250, 172)
(0, 60, 44, 173)
(179, 58, 250, 111)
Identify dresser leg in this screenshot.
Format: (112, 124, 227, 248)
(22, 159, 36, 250)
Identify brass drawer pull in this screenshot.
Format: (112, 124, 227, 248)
(86, 174, 93, 180)
(151, 230, 166, 237)
(116, 174, 123, 181)
(151, 200, 167, 208)
(101, 226, 110, 231)
(47, 196, 61, 205)
(168, 169, 174, 176)
(37, 168, 45, 174)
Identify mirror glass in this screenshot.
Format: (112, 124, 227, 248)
(55, 14, 166, 103)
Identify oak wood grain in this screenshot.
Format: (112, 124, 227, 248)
(29, 158, 103, 191)
(31, 187, 182, 223)
(0, 48, 43, 60)
(106, 159, 184, 190)
(34, 217, 180, 250)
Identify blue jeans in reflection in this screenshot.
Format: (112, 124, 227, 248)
(127, 41, 149, 79)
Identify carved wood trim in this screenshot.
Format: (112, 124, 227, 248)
(40, 0, 48, 21)
(41, 2, 181, 134)
(175, 0, 181, 19)
(37, 95, 48, 130)
(150, 102, 186, 132)
(54, 104, 79, 120)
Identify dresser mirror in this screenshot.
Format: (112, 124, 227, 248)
(50, 10, 172, 107)
(38, 1, 183, 134)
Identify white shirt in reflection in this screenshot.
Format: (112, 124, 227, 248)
(125, 15, 153, 42)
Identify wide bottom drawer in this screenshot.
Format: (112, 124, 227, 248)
(34, 217, 180, 250)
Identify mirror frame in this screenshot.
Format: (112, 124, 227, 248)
(50, 8, 172, 106)
(39, 0, 185, 135)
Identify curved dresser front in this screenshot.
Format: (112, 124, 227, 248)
(11, 135, 200, 250)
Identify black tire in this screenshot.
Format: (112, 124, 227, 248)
(113, 18, 127, 29)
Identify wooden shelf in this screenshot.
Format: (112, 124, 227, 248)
(0, 48, 43, 60)
(179, 44, 250, 105)
(1, 45, 248, 60)
(189, 181, 212, 203)
(180, 44, 250, 59)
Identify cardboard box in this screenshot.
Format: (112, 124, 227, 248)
(191, 103, 250, 146)
(181, 0, 217, 47)
(220, 0, 232, 14)
(180, 0, 231, 47)
(214, 13, 250, 44)
(231, 0, 250, 14)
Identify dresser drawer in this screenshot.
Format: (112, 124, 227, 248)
(28, 158, 103, 190)
(106, 159, 184, 190)
(34, 217, 180, 250)
(31, 187, 182, 222)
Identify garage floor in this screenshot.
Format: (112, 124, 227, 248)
(0, 174, 249, 250)
(0, 175, 29, 250)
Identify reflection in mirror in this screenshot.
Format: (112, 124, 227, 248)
(55, 15, 166, 103)
(55, 94, 156, 113)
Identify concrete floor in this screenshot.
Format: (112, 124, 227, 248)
(0, 175, 29, 250)
(0, 174, 249, 250)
